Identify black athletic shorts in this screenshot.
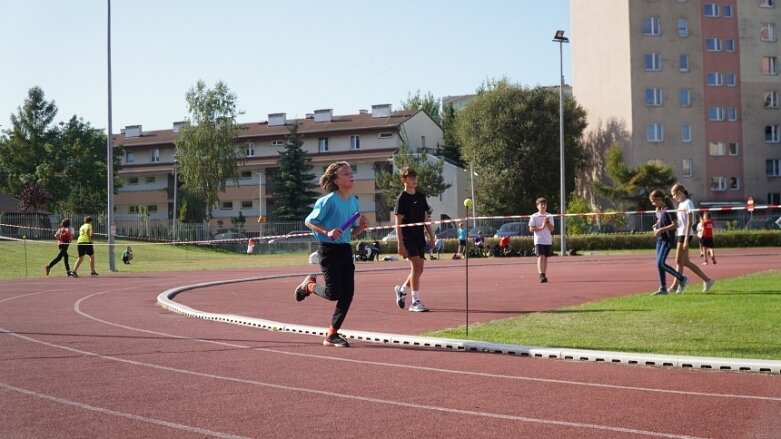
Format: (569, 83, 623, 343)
(77, 243, 94, 257)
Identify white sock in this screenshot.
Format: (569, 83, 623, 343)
(412, 290, 420, 303)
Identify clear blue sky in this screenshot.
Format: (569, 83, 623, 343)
(1, 1, 571, 133)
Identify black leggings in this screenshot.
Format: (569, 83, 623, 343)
(48, 244, 71, 273)
(315, 243, 355, 330)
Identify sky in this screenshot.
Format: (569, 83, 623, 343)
(0, 1, 571, 133)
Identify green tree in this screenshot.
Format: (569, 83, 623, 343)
(593, 145, 676, 210)
(455, 79, 587, 215)
(272, 123, 319, 221)
(18, 182, 53, 212)
(375, 143, 451, 211)
(175, 80, 243, 220)
(0, 87, 58, 197)
(401, 89, 441, 125)
(434, 102, 464, 166)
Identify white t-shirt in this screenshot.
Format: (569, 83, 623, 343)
(529, 212, 554, 245)
(675, 198, 695, 236)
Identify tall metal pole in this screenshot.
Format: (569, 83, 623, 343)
(553, 30, 569, 256)
(173, 157, 178, 240)
(106, 0, 116, 271)
(469, 164, 476, 229)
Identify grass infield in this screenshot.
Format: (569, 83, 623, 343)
(3, 239, 779, 360)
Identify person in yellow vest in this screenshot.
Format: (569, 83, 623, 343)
(72, 216, 99, 277)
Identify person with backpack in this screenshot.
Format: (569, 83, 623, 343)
(45, 218, 76, 277)
(649, 190, 687, 295)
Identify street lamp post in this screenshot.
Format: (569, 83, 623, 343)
(469, 164, 477, 230)
(172, 155, 178, 240)
(553, 29, 569, 256)
(106, 0, 116, 272)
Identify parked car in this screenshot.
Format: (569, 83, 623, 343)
(468, 226, 495, 238)
(381, 230, 397, 242)
(214, 232, 247, 241)
(494, 221, 531, 238)
(744, 219, 781, 230)
(268, 230, 314, 244)
(435, 228, 459, 239)
(212, 232, 248, 252)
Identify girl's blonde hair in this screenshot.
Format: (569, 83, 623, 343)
(671, 183, 689, 197)
(320, 161, 351, 193)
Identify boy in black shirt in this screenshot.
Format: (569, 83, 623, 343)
(393, 167, 436, 312)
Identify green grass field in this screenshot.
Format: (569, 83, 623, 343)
(3, 239, 779, 360)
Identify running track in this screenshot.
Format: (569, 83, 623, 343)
(1, 249, 780, 438)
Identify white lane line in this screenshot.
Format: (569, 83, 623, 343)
(0, 382, 251, 439)
(75, 290, 781, 403)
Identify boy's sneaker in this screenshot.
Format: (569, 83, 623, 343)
(652, 288, 668, 296)
(394, 285, 406, 309)
(675, 276, 688, 293)
(69, 271, 79, 278)
(322, 333, 350, 348)
(539, 275, 548, 283)
(90, 272, 100, 276)
(295, 274, 316, 302)
(44, 265, 50, 276)
(409, 301, 429, 312)
(703, 279, 715, 293)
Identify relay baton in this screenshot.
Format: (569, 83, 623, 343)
(332, 212, 361, 240)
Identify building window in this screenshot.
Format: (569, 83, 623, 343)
(246, 142, 255, 157)
(759, 0, 775, 8)
(711, 176, 727, 191)
(350, 135, 360, 150)
(239, 171, 252, 179)
(421, 135, 426, 149)
(221, 201, 233, 210)
(644, 17, 661, 35)
(729, 142, 740, 155)
(644, 53, 662, 71)
(766, 125, 781, 142)
(271, 140, 285, 147)
(724, 4, 734, 17)
(763, 56, 779, 75)
(682, 159, 693, 177)
(708, 107, 725, 121)
(768, 160, 781, 177)
(765, 91, 780, 108)
(727, 107, 738, 121)
(704, 3, 720, 16)
(705, 37, 722, 52)
(646, 123, 664, 142)
(730, 177, 740, 190)
(645, 88, 663, 106)
(128, 177, 139, 185)
(677, 18, 689, 37)
(682, 124, 692, 142)
(126, 151, 134, 164)
(761, 23, 778, 42)
(129, 206, 139, 214)
(679, 89, 691, 107)
(769, 193, 781, 204)
(147, 205, 158, 213)
(241, 200, 253, 209)
(726, 72, 737, 87)
(679, 54, 690, 72)
(151, 148, 160, 163)
(146, 176, 155, 184)
(318, 137, 329, 152)
(378, 132, 393, 139)
(724, 39, 735, 52)
(709, 141, 727, 156)
(707, 72, 723, 86)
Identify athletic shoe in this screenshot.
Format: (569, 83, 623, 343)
(44, 265, 50, 276)
(712, 258, 717, 265)
(675, 276, 688, 293)
(322, 333, 350, 347)
(409, 301, 429, 312)
(703, 279, 715, 293)
(91, 272, 100, 276)
(69, 271, 79, 278)
(394, 285, 406, 309)
(295, 274, 316, 302)
(652, 288, 668, 296)
(540, 276, 548, 283)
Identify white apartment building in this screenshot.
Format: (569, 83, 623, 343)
(572, 0, 781, 207)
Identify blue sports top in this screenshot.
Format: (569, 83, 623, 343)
(305, 192, 360, 244)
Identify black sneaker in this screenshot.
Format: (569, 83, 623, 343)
(295, 274, 316, 302)
(69, 271, 79, 278)
(91, 272, 100, 277)
(539, 275, 548, 283)
(323, 333, 350, 348)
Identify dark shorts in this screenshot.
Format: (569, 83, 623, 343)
(700, 237, 715, 248)
(458, 239, 467, 246)
(676, 235, 694, 244)
(535, 244, 552, 257)
(77, 243, 94, 257)
(404, 240, 426, 258)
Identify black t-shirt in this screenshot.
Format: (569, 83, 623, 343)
(655, 209, 676, 244)
(394, 190, 430, 244)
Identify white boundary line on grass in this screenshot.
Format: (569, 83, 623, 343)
(156, 272, 781, 375)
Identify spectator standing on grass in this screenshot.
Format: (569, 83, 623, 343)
(71, 216, 98, 277)
(393, 166, 436, 312)
(457, 222, 467, 256)
(528, 197, 555, 283)
(668, 184, 715, 293)
(699, 212, 717, 265)
(44, 218, 76, 277)
(649, 190, 688, 295)
(294, 161, 368, 348)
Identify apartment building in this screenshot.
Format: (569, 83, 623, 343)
(572, 0, 781, 207)
(112, 104, 450, 229)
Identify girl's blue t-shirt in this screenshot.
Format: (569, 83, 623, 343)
(305, 192, 360, 244)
